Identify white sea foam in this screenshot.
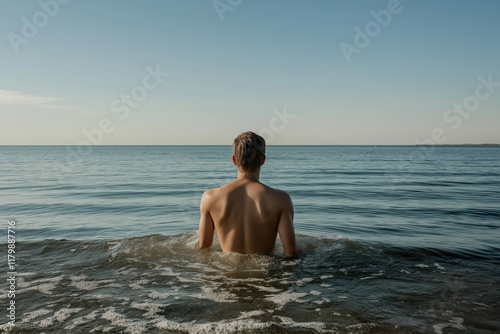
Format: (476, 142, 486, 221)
(72, 279, 117, 291)
(0, 325, 13, 333)
(434, 263, 445, 270)
(265, 290, 308, 309)
(147, 290, 176, 299)
(154, 315, 331, 334)
(85, 310, 100, 320)
(90, 325, 115, 333)
(70, 274, 88, 281)
(282, 259, 301, 266)
(91, 294, 113, 299)
(236, 310, 266, 319)
(181, 262, 219, 273)
(107, 241, 121, 250)
(35, 307, 84, 328)
(18, 275, 63, 288)
(360, 271, 384, 280)
(117, 266, 137, 276)
(71, 280, 97, 291)
(193, 286, 237, 303)
(129, 282, 147, 290)
(22, 283, 59, 295)
(11, 228, 492, 333)
(346, 323, 376, 330)
(229, 277, 276, 283)
(155, 266, 178, 275)
(248, 284, 282, 293)
(313, 297, 331, 305)
(433, 317, 466, 334)
(273, 316, 327, 332)
(21, 309, 52, 323)
(132, 302, 164, 318)
(64, 311, 102, 331)
(295, 277, 313, 286)
(177, 275, 203, 283)
(65, 315, 92, 330)
(101, 307, 148, 334)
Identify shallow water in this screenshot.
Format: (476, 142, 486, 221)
(1, 146, 499, 333)
(1, 233, 498, 333)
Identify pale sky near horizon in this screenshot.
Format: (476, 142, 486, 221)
(1, 0, 499, 145)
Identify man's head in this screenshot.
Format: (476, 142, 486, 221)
(232, 131, 266, 173)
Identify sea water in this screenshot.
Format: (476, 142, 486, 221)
(0, 146, 499, 333)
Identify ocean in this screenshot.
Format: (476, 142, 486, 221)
(1, 145, 499, 333)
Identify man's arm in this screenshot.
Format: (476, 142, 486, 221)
(198, 191, 215, 249)
(277, 193, 299, 257)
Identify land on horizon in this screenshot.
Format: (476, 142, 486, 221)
(2, 143, 499, 147)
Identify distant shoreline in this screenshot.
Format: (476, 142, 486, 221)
(415, 143, 500, 147)
(0, 144, 499, 147)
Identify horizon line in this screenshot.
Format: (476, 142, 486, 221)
(1, 143, 499, 147)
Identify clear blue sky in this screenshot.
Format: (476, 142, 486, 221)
(1, 0, 499, 145)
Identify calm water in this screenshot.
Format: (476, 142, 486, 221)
(1, 146, 499, 333)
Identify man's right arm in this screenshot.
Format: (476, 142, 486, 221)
(277, 192, 299, 257)
(199, 190, 215, 249)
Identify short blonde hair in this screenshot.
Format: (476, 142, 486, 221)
(233, 131, 266, 172)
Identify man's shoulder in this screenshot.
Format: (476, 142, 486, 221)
(202, 183, 233, 201)
(259, 182, 285, 194)
(260, 184, 291, 201)
(202, 186, 224, 199)
(201, 187, 221, 207)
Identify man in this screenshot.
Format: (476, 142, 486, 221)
(198, 131, 299, 257)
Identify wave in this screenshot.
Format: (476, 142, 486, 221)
(16, 232, 499, 273)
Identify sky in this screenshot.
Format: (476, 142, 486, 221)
(1, 0, 499, 145)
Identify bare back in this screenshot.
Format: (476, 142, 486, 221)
(198, 178, 298, 256)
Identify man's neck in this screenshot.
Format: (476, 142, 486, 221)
(237, 170, 260, 182)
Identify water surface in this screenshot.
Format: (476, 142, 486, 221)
(1, 146, 499, 333)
